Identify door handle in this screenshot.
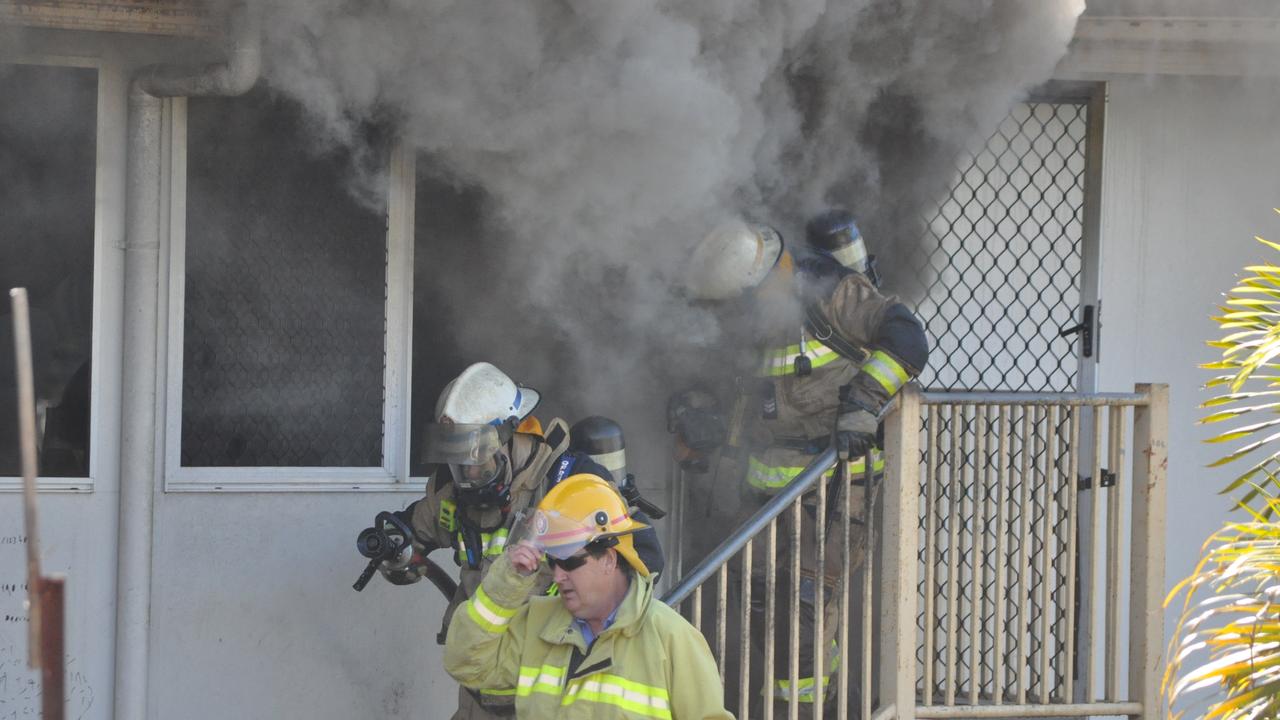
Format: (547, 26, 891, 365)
(1058, 305, 1094, 358)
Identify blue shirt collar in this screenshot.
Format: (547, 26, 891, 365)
(572, 578, 629, 646)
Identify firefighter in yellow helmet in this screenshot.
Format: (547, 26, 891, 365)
(444, 474, 733, 719)
(353, 362, 665, 719)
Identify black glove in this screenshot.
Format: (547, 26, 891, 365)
(834, 384, 880, 460)
(667, 389, 726, 451)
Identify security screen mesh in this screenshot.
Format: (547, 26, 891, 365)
(0, 64, 96, 478)
(913, 97, 1097, 704)
(913, 101, 1087, 393)
(918, 404, 1079, 704)
(182, 87, 386, 467)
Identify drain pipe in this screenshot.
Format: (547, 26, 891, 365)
(114, 5, 259, 718)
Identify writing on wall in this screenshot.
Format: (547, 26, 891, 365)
(0, 534, 94, 718)
(0, 643, 95, 720)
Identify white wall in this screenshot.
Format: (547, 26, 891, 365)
(5, 33, 1279, 720)
(0, 53, 126, 720)
(1095, 74, 1280, 639)
(147, 493, 454, 719)
(0, 41, 464, 720)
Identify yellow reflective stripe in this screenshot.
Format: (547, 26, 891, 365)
(516, 664, 565, 697)
(481, 529, 509, 558)
(478, 688, 516, 697)
(861, 350, 910, 395)
(545, 582, 560, 597)
(747, 455, 884, 491)
(562, 674, 672, 719)
(466, 585, 519, 634)
(439, 499, 457, 532)
(759, 342, 842, 377)
(771, 641, 841, 701)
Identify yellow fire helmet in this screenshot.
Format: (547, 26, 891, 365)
(532, 473, 650, 577)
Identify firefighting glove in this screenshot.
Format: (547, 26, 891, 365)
(834, 384, 881, 460)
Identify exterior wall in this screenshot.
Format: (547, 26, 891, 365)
(4, 24, 1279, 720)
(147, 493, 453, 719)
(0, 40, 460, 720)
(0, 55, 126, 720)
(1095, 73, 1280, 672)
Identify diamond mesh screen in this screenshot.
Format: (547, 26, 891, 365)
(917, 404, 1077, 704)
(911, 97, 1096, 706)
(913, 101, 1087, 393)
(181, 88, 387, 467)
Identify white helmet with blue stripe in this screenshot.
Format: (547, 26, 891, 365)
(435, 362, 541, 425)
(685, 219, 784, 301)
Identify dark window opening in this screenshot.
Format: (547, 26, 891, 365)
(182, 86, 387, 467)
(0, 64, 97, 478)
(408, 167, 490, 476)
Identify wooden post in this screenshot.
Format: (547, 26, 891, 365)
(40, 576, 65, 720)
(11, 287, 65, 719)
(881, 384, 922, 720)
(10, 288, 44, 669)
(1129, 384, 1168, 719)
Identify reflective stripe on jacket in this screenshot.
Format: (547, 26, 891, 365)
(758, 336, 842, 377)
(742, 271, 916, 495)
(445, 554, 734, 720)
(746, 452, 884, 492)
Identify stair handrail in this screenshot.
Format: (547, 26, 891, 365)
(661, 446, 840, 606)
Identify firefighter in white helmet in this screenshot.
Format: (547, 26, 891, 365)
(358, 361, 664, 719)
(672, 211, 928, 712)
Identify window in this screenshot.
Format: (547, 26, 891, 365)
(407, 169, 494, 477)
(0, 62, 97, 490)
(164, 87, 414, 490)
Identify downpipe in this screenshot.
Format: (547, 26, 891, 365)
(114, 4, 260, 718)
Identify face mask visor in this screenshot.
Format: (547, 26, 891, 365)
(826, 228, 869, 274)
(421, 423, 504, 490)
(502, 508, 599, 560)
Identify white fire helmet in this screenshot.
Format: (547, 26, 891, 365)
(435, 362, 541, 425)
(684, 219, 784, 301)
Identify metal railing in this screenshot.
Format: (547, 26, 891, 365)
(664, 383, 1167, 719)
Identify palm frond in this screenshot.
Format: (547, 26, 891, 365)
(1168, 236, 1280, 718)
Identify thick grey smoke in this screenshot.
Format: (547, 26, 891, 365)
(249, 0, 1084, 481)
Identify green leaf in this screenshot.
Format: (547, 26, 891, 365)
(1205, 422, 1280, 447)
(1202, 402, 1280, 424)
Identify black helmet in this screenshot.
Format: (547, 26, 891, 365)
(805, 209, 879, 286)
(569, 416, 628, 489)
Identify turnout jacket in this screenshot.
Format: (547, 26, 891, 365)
(444, 554, 733, 720)
(745, 270, 928, 493)
(392, 424, 665, 717)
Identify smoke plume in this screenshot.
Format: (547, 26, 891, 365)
(248, 0, 1085, 481)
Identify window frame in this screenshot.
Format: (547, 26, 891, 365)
(161, 96, 422, 493)
(0, 55, 112, 493)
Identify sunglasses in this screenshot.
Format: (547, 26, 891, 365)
(547, 552, 592, 572)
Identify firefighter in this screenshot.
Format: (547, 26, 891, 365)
(369, 361, 664, 719)
(444, 473, 733, 719)
(673, 211, 928, 711)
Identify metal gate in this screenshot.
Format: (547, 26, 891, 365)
(911, 83, 1107, 711)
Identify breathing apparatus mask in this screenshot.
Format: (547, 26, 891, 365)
(421, 420, 516, 509)
(805, 210, 881, 287)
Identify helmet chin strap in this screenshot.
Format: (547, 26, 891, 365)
(864, 255, 882, 288)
